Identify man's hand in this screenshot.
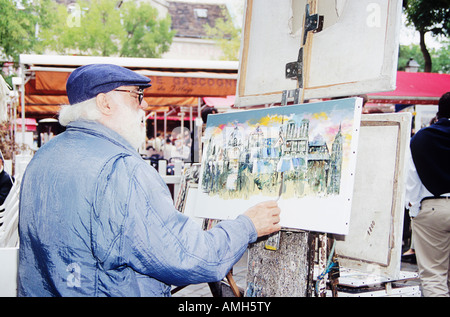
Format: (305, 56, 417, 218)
(244, 200, 281, 237)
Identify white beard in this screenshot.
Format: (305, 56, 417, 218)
(112, 105, 146, 150)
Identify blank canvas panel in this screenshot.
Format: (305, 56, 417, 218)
(236, 0, 402, 107)
(336, 113, 412, 279)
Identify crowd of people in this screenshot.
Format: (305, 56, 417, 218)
(144, 107, 218, 167)
(145, 129, 192, 162)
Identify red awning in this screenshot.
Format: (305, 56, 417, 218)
(368, 71, 450, 105)
(15, 118, 37, 131)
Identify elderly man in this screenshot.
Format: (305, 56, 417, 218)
(18, 64, 281, 297)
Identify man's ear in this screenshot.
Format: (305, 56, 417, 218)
(96, 93, 114, 116)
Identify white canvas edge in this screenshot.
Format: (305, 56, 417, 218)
(335, 112, 412, 279)
(194, 98, 363, 235)
(235, 0, 402, 108)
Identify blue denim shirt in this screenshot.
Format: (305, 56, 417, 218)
(18, 120, 257, 297)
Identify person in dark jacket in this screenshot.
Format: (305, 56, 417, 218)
(0, 154, 13, 205)
(406, 91, 450, 297)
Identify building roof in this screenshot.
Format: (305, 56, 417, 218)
(168, 1, 230, 39)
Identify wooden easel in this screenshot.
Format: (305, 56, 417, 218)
(207, 271, 242, 297)
(243, 0, 338, 298)
(171, 271, 241, 297)
(171, 1, 339, 297)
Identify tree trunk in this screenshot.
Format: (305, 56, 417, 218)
(419, 29, 432, 72)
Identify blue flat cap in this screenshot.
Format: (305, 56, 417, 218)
(66, 64, 152, 105)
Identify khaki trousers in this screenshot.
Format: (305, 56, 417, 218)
(412, 198, 450, 297)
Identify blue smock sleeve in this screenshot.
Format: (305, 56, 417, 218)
(92, 157, 257, 287)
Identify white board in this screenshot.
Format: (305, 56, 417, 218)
(182, 186, 204, 226)
(195, 97, 362, 235)
(0, 247, 18, 297)
(336, 113, 412, 279)
(236, 0, 402, 107)
(415, 105, 438, 131)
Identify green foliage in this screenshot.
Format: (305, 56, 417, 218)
(0, 0, 54, 62)
(403, 0, 450, 71)
(204, 10, 241, 61)
(403, 0, 450, 36)
(39, 0, 174, 58)
(79, 0, 125, 56)
(431, 41, 450, 74)
(398, 42, 450, 73)
(398, 44, 424, 71)
(119, 1, 175, 58)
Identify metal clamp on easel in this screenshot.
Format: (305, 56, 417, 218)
(285, 47, 303, 86)
(264, 3, 321, 253)
(281, 88, 302, 106)
(285, 3, 321, 87)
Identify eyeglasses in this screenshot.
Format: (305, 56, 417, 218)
(114, 88, 144, 105)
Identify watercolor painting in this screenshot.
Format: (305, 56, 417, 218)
(195, 98, 362, 234)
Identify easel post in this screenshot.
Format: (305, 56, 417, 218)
(245, 0, 340, 297)
(247, 230, 315, 297)
(317, 233, 327, 296)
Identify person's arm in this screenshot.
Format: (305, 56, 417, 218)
(404, 146, 430, 217)
(92, 159, 280, 286)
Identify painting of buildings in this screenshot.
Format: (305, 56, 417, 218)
(195, 98, 362, 234)
(201, 118, 344, 200)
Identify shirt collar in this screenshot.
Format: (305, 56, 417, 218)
(66, 119, 141, 156)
